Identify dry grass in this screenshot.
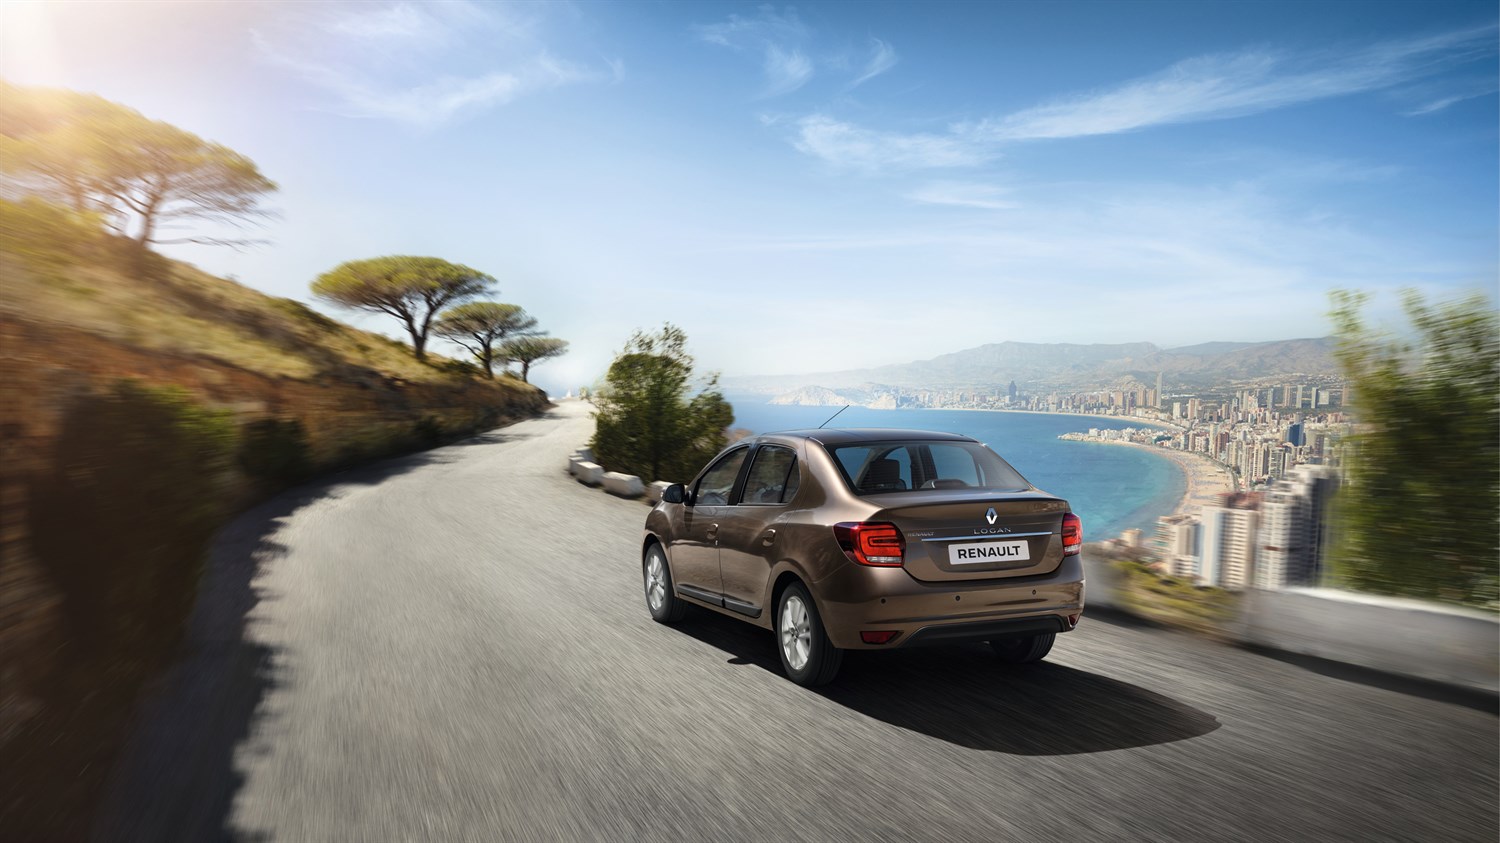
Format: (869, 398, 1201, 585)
(0, 251, 493, 383)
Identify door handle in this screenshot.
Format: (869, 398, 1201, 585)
(761, 529, 777, 547)
(706, 524, 718, 541)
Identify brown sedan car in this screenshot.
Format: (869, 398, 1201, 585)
(641, 428, 1085, 686)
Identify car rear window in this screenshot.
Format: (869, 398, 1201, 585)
(826, 441, 1029, 495)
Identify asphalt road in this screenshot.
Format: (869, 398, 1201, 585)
(98, 400, 1498, 842)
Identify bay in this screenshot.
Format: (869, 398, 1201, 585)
(726, 396, 1184, 543)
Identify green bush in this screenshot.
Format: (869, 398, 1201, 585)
(1329, 290, 1499, 608)
(411, 415, 445, 449)
(591, 324, 733, 483)
(28, 381, 236, 660)
(237, 417, 312, 489)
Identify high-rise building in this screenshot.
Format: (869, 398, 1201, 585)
(1286, 421, 1305, 447)
(1007, 380, 1017, 402)
(1255, 464, 1340, 588)
(1156, 371, 1164, 409)
(1152, 513, 1200, 579)
(1199, 494, 1259, 589)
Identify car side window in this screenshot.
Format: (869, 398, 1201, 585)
(694, 447, 748, 506)
(741, 446, 797, 506)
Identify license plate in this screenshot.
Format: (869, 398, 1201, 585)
(948, 540, 1030, 565)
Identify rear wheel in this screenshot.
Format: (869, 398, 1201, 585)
(776, 583, 842, 686)
(643, 545, 686, 623)
(990, 632, 1055, 664)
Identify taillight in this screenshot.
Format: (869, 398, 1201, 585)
(1061, 512, 1082, 557)
(833, 521, 906, 566)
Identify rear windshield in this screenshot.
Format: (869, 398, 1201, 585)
(825, 441, 1030, 495)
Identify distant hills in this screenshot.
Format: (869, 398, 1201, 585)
(724, 337, 1341, 396)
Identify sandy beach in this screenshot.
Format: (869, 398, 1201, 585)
(1067, 437, 1238, 519)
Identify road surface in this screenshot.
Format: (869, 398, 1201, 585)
(98, 400, 1498, 841)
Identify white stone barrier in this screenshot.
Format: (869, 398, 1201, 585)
(573, 461, 604, 486)
(646, 481, 672, 504)
(572, 447, 595, 463)
(1235, 588, 1499, 694)
(602, 472, 645, 498)
(568, 456, 586, 477)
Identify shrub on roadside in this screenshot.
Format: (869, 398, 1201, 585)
(238, 417, 312, 489)
(28, 381, 237, 660)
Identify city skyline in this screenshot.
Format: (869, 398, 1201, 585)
(2, 0, 1495, 396)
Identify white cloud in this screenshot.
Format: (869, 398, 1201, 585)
(785, 24, 1497, 169)
(254, 1, 610, 126)
(694, 5, 810, 47)
(695, 7, 898, 96)
(907, 181, 1016, 210)
(763, 45, 815, 97)
(792, 115, 992, 170)
(849, 37, 898, 88)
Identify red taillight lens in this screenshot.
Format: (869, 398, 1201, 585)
(861, 630, 899, 645)
(833, 521, 906, 566)
(1061, 513, 1082, 557)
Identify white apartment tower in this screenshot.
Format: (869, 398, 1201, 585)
(1200, 501, 1258, 589)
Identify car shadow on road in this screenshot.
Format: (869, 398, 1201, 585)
(674, 612, 1221, 756)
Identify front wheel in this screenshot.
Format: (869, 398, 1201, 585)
(643, 545, 686, 623)
(990, 632, 1055, 664)
(776, 583, 842, 686)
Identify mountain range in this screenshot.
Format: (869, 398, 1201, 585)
(722, 338, 1341, 396)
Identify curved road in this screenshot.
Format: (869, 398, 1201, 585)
(99, 401, 1497, 842)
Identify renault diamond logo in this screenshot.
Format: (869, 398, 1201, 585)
(984, 507, 997, 525)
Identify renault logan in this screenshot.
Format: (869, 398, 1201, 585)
(640, 428, 1085, 686)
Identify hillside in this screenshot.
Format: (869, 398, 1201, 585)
(724, 337, 1340, 395)
(0, 225, 549, 838)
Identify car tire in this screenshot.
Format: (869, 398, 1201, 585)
(990, 632, 1055, 664)
(775, 582, 842, 686)
(643, 544, 686, 624)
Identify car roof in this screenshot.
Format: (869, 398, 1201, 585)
(759, 428, 978, 446)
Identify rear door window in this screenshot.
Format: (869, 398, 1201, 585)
(741, 445, 798, 505)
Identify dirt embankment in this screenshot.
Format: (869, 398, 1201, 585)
(0, 239, 549, 838)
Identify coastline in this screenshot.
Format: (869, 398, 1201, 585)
(1065, 437, 1237, 519)
(918, 405, 1183, 431)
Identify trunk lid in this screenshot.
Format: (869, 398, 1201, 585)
(872, 490, 1071, 582)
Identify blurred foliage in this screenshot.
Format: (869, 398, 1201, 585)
(411, 415, 446, 450)
(0, 81, 276, 250)
(591, 324, 732, 483)
(1328, 289, 1499, 608)
(311, 255, 495, 361)
(237, 417, 312, 489)
(500, 334, 569, 383)
(28, 381, 236, 660)
(430, 356, 483, 378)
(1113, 558, 1238, 635)
(0, 196, 108, 271)
(434, 301, 537, 378)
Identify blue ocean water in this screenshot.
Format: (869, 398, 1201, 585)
(726, 397, 1184, 542)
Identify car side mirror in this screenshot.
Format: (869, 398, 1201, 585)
(662, 484, 686, 505)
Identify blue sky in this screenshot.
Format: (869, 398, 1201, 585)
(2, 0, 1496, 396)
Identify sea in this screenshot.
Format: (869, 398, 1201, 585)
(725, 396, 1184, 542)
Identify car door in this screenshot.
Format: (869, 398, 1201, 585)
(716, 444, 801, 617)
(670, 446, 749, 603)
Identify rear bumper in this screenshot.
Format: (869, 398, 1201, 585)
(813, 555, 1086, 649)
